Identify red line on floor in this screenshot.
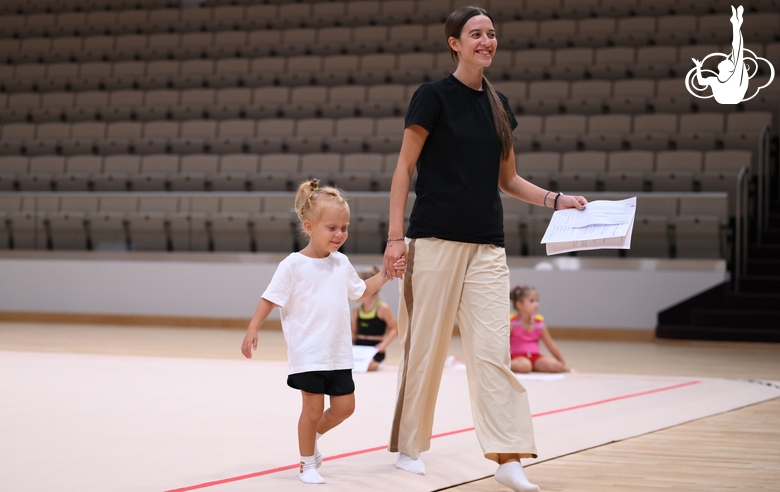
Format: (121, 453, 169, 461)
(166, 379, 701, 492)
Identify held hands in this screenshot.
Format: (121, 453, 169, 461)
(383, 240, 407, 280)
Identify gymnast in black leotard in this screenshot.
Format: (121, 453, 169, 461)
(351, 267, 398, 371)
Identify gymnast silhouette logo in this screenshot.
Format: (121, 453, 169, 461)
(685, 5, 775, 104)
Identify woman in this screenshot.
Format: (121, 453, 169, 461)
(381, 6, 587, 492)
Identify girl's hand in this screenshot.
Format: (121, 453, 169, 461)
(241, 330, 258, 359)
(558, 194, 587, 211)
(393, 254, 407, 277)
(383, 241, 407, 280)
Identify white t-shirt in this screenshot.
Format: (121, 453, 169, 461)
(262, 251, 366, 374)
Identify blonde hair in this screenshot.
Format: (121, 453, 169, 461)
(293, 178, 349, 236)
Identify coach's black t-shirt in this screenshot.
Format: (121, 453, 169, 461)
(404, 74, 518, 247)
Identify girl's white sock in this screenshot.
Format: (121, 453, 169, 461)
(299, 455, 325, 484)
(494, 461, 540, 492)
(314, 432, 323, 468)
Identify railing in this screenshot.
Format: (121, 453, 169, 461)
(757, 123, 772, 243)
(734, 165, 749, 293)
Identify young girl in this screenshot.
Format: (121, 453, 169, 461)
(351, 267, 398, 371)
(510, 285, 570, 374)
(241, 179, 405, 485)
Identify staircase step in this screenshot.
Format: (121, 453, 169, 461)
(746, 259, 780, 276)
(690, 308, 780, 328)
(723, 292, 780, 310)
(738, 275, 780, 293)
(747, 244, 780, 259)
(656, 324, 780, 342)
(759, 228, 780, 243)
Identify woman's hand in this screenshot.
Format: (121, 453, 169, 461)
(558, 194, 588, 211)
(383, 241, 407, 280)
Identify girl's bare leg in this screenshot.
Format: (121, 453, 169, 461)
(316, 393, 355, 435)
(299, 392, 325, 456)
(511, 357, 533, 374)
(533, 357, 568, 373)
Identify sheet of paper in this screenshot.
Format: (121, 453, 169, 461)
(352, 345, 379, 373)
(546, 220, 634, 255)
(542, 197, 637, 255)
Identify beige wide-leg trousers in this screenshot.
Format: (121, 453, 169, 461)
(389, 238, 537, 462)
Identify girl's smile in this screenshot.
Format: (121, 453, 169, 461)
(302, 203, 350, 258)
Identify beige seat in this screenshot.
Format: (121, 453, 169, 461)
(89, 195, 137, 251)
(128, 195, 178, 251)
(321, 84, 363, 119)
(367, 117, 403, 154)
(626, 114, 676, 152)
(211, 119, 255, 154)
(651, 150, 702, 192)
(527, 80, 569, 115)
(58, 155, 102, 192)
(581, 114, 629, 152)
(168, 195, 218, 252)
(135, 154, 179, 191)
(626, 215, 671, 258)
(674, 215, 722, 259)
(607, 79, 654, 115)
(0, 156, 27, 191)
(287, 118, 333, 154)
(329, 117, 374, 153)
(676, 113, 725, 151)
(255, 153, 298, 192)
(17, 156, 65, 191)
(603, 151, 653, 192)
(168, 154, 217, 192)
(557, 151, 606, 192)
(293, 153, 341, 189)
(47, 195, 97, 250)
(212, 154, 259, 192)
(6, 195, 59, 250)
(517, 151, 560, 190)
(339, 153, 383, 191)
(538, 114, 585, 152)
(94, 155, 140, 191)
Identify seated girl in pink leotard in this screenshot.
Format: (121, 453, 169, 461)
(509, 285, 570, 374)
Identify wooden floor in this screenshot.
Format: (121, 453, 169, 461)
(1, 322, 778, 491)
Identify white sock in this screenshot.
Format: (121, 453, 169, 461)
(494, 461, 540, 492)
(314, 432, 323, 469)
(299, 455, 325, 484)
(395, 453, 426, 475)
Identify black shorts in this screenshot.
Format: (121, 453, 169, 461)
(355, 339, 386, 363)
(287, 369, 355, 396)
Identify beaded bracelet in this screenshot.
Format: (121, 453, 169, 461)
(553, 192, 563, 211)
(543, 190, 552, 208)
